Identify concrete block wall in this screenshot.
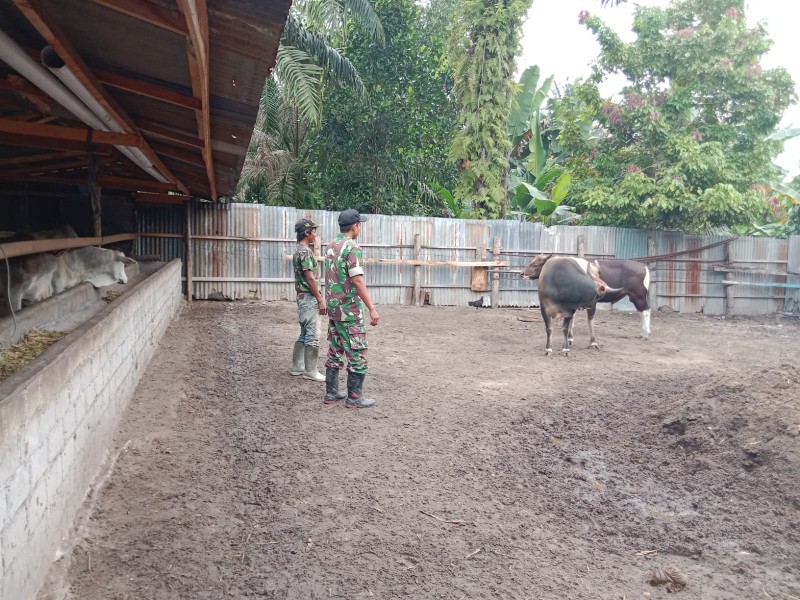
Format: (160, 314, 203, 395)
(0, 259, 183, 600)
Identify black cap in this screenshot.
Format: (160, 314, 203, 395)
(294, 218, 318, 235)
(338, 209, 368, 227)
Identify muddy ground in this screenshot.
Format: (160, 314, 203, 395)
(42, 302, 800, 599)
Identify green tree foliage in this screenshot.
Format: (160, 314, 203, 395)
(447, 0, 534, 219)
(277, 0, 384, 125)
(236, 0, 384, 205)
(305, 0, 459, 215)
(550, 0, 796, 232)
(236, 79, 317, 207)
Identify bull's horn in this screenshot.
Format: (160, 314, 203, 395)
(598, 285, 624, 296)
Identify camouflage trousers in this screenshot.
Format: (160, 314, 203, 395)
(325, 319, 368, 374)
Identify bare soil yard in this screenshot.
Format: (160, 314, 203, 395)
(44, 302, 800, 600)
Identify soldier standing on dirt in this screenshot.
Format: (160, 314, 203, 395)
(289, 218, 329, 383)
(323, 209, 380, 409)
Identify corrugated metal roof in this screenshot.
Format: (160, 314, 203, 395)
(0, 0, 289, 200)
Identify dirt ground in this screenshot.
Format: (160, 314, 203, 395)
(43, 302, 800, 600)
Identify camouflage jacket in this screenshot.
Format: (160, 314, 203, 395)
(293, 243, 318, 294)
(324, 233, 366, 322)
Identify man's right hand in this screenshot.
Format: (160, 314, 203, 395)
(369, 307, 380, 326)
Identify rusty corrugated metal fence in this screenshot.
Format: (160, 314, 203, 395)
(136, 203, 800, 315)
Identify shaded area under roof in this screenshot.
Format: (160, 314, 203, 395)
(0, 0, 290, 202)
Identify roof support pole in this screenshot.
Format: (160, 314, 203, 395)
(185, 199, 194, 304)
(88, 155, 102, 237)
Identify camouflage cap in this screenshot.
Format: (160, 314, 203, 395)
(294, 218, 318, 235)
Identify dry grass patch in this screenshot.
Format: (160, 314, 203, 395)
(0, 328, 68, 381)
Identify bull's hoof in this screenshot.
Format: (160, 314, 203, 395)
(561, 349, 571, 357)
(589, 342, 600, 350)
(544, 348, 553, 356)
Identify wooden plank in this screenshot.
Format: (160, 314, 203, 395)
(0, 233, 138, 259)
(471, 243, 488, 293)
(134, 193, 191, 205)
(712, 264, 790, 276)
(85, 0, 188, 35)
(282, 254, 508, 268)
(0, 158, 89, 180)
(0, 119, 141, 147)
(94, 68, 201, 110)
(176, 0, 217, 200)
(20, 173, 178, 193)
(0, 151, 82, 167)
(13, 0, 189, 195)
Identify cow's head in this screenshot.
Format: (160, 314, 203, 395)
(84, 250, 136, 287)
(112, 252, 136, 284)
(521, 253, 553, 280)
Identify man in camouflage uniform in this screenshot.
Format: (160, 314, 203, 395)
(290, 218, 335, 385)
(324, 209, 380, 409)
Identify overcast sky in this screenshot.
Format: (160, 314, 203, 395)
(517, 0, 800, 180)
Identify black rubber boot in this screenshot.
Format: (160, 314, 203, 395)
(345, 371, 375, 409)
(324, 366, 347, 404)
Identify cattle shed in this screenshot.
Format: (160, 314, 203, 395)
(0, 2, 290, 598)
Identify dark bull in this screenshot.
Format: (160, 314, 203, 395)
(522, 254, 652, 354)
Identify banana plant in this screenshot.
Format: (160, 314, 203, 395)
(509, 66, 554, 170)
(432, 182, 473, 219)
(507, 66, 578, 224)
(509, 169, 578, 225)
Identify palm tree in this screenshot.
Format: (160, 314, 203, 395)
(235, 0, 384, 204)
(276, 0, 385, 125)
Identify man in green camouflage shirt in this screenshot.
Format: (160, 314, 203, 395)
(289, 218, 335, 386)
(323, 209, 380, 409)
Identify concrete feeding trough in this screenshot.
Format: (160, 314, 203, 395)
(0, 259, 183, 600)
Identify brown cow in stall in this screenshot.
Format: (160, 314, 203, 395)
(522, 254, 652, 348)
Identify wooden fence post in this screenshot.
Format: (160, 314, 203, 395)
(647, 236, 656, 312)
(577, 235, 586, 258)
(724, 240, 734, 317)
(412, 233, 421, 306)
(185, 200, 193, 305)
(491, 236, 501, 309)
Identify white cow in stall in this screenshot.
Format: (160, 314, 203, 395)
(0, 227, 136, 315)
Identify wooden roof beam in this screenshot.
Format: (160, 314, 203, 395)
(94, 67, 202, 111)
(176, 0, 217, 201)
(0, 158, 90, 181)
(0, 119, 142, 147)
(13, 0, 190, 195)
(0, 151, 83, 167)
(84, 0, 188, 36)
(139, 120, 204, 149)
(21, 173, 179, 194)
(148, 140, 206, 168)
(134, 192, 192, 205)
